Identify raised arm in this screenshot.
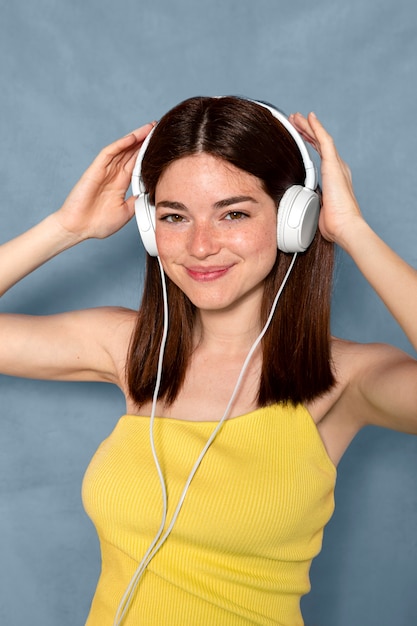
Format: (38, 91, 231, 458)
(0, 123, 154, 384)
(0, 123, 154, 296)
(290, 112, 417, 351)
(290, 112, 417, 433)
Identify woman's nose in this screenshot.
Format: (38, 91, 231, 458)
(187, 221, 221, 258)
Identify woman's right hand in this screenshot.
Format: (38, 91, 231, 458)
(54, 122, 155, 241)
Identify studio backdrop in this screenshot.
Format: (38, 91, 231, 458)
(0, 1, 416, 625)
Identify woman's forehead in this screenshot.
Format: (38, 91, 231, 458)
(156, 153, 264, 193)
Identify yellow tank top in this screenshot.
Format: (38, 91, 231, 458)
(82, 404, 336, 625)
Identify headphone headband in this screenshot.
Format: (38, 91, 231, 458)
(248, 100, 317, 190)
(131, 129, 155, 197)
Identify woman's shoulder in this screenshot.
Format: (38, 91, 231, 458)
(331, 336, 414, 374)
(82, 306, 138, 391)
(94, 305, 138, 345)
(307, 338, 415, 464)
(78, 305, 137, 337)
(325, 336, 416, 425)
(309, 337, 411, 424)
(97, 305, 138, 325)
(86, 305, 137, 370)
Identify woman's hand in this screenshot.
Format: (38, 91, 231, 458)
(54, 122, 155, 240)
(289, 112, 363, 248)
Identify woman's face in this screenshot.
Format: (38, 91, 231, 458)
(154, 153, 278, 314)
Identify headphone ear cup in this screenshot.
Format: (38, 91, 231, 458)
(134, 194, 158, 257)
(277, 185, 320, 253)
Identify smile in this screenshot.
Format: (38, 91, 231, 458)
(185, 265, 233, 282)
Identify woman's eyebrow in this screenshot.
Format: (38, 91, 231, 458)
(156, 196, 258, 211)
(156, 200, 187, 211)
(213, 195, 259, 209)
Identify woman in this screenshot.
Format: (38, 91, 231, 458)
(0, 96, 416, 625)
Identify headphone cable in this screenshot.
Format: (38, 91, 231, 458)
(113, 252, 298, 625)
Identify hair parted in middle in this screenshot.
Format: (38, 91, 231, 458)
(127, 96, 335, 408)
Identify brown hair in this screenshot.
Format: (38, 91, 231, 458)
(127, 96, 335, 407)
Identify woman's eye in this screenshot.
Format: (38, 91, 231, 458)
(225, 211, 247, 220)
(163, 214, 185, 223)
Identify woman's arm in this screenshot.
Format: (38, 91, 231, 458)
(0, 123, 153, 383)
(0, 123, 154, 296)
(291, 112, 417, 350)
(290, 112, 417, 433)
(0, 213, 82, 298)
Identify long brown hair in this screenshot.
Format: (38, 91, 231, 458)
(127, 96, 335, 407)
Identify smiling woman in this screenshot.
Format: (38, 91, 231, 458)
(0, 95, 416, 626)
(127, 96, 335, 411)
(154, 153, 278, 309)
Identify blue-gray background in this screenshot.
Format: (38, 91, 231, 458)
(0, 0, 416, 624)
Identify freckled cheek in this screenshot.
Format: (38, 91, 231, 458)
(251, 229, 279, 272)
(155, 229, 182, 260)
(237, 226, 277, 256)
(233, 219, 275, 244)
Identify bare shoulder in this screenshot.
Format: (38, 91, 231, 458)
(61, 305, 139, 391)
(87, 305, 137, 361)
(69, 305, 137, 342)
(331, 336, 416, 380)
(90, 305, 137, 331)
(328, 336, 417, 432)
(307, 337, 417, 466)
(90, 305, 138, 389)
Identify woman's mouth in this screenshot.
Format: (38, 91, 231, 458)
(185, 265, 233, 282)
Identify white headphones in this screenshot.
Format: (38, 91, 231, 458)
(131, 98, 320, 256)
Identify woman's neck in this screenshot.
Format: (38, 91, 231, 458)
(194, 297, 263, 356)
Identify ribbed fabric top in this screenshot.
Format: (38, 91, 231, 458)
(82, 404, 336, 626)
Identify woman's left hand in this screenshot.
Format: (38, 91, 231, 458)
(291, 112, 417, 434)
(289, 112, 363, 247)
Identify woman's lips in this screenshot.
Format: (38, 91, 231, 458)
(185, 265, 233, 282)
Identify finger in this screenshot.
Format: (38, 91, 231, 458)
(306, 116, 355, 192)
(101, 122, 156, 161)
(289, 112, 321, 153)
(126, 120, 157, 143)
(306, 113, 338, 157)
(289, 112, 314, 137)
(124, 194, 138, 217)
(305, 113, 351, 177)
(119, 120, 159, 175)
(289, 112, 313, 133)
(122, 145, 144, 175)
(87, 123, 154, 182)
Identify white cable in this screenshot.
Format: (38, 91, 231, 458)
(113, 252, 298, 625)
(113, 256, 169, 626)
